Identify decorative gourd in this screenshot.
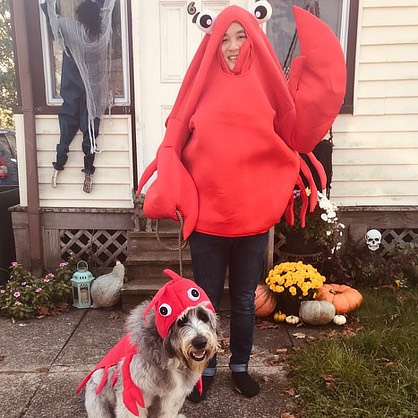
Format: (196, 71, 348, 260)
(254, 284, 276, 317)
(273, 311, 287, 322)
(285, 315, 300, 325)
(333, 314, 347, 326)
(299, 300, 335, 325)
(315, 284, 363, 314)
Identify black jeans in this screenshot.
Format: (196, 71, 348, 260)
(189, 231, 269, 375)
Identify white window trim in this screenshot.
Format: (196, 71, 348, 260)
(340, 0, 351, 57)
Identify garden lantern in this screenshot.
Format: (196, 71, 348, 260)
(71, 261, 95, 308)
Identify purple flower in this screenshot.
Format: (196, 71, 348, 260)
(35, 288, 42, 293)
(11, 261, 19, 267)
(59, 262, 69, 267)
(14, 301, 22, 306)
(13, 291, 20, 297)
(0, 290, 5, 294)
(44, 278, 50, 283)
(22, 282, 27, 286)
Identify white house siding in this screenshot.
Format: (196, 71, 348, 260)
(331, 0, 418, 207)
(34, 115, 133, 209)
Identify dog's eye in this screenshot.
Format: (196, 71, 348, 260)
(159, 303, 172, 317)
(187, 288, 201, 301)
(197, 309, 210, 323)
(177, 315, 188, 327)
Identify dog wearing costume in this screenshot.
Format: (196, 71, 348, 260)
(76, 269, 219, 417)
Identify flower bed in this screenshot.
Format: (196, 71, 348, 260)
(0, 259, 77, 319)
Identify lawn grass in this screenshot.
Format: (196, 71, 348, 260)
(289, 288, 418, 417)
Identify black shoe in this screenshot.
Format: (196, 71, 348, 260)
(187, 375, 214, 403)
(83, 173, 93, 193)
(231, 371, 260, 398)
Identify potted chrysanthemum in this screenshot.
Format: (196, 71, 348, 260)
(265, 261, 326, 315)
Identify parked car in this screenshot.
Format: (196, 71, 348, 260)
(0, 128, 18, 186)
(0, 128, 19, 284)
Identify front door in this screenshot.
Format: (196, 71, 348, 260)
(132, 1, 234, 184)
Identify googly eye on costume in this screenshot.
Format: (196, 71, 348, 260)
(187, 287, 201, 301)
(192, 10, 217, 34)
(159, 303, 172, 317)
(249, 1, 272, 24)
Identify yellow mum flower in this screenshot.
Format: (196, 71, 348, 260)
(265, 261, 326, 299)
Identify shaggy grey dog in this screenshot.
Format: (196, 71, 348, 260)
(84, 301, 219, 417)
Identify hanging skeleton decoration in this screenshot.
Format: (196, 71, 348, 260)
(45, 0, 115, 149)
(41, 0, 116, 193)
(365, 229, 382, 251)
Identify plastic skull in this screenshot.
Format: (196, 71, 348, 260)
(365, 229, 382, 251)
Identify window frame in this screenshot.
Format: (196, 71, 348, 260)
(38, 0, 131, 108)
(264, 0, 358, 114)
(341, 0, 358, 114)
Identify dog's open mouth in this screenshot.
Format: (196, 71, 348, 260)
(191, 349, 207, 362)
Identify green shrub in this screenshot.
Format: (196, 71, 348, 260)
(324, 240, 418, 288)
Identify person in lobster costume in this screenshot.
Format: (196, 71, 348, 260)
(137, 1, 346, 401)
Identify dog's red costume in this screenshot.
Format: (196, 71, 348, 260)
(136, 4, 346, 239)
(76, 269, 215, 416)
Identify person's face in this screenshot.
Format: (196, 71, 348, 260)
(221, 22, 247, 70)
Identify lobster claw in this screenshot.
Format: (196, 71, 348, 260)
(287, 6, 347, 152)
(136, 119, 199, 240)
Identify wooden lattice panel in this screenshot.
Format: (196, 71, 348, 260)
(273, 230, 286, 265)
(381, 228, 418, 255)
(60, 229, 128, 267)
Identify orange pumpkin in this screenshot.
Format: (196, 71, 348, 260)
(254, 284, 277, 317)
(315, 284, 363, 314)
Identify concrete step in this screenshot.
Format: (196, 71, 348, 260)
(123, 225, 230, 312)
(128, 231, 190, 254)
(126, 251, 192, 262)
(121, 277, 231, 313)
(125, 252, 193, 281)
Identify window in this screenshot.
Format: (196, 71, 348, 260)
(266, 0, 357, 113)
(39, 0, 130, 107)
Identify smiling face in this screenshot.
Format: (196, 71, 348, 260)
(221, 22, 247, 70)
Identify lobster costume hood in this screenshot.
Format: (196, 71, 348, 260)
(137, 3, 346, 239)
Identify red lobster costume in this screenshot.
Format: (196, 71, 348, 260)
(76, 269, 215, 416)
(136, 3, 346, 238)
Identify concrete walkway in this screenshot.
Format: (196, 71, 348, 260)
(0, 307, 326, 418)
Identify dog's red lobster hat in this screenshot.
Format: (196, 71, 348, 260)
(76, 269, 215, 416)
(136, 2, 346, 239)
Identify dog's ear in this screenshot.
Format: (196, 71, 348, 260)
(163, 329, 176, 358)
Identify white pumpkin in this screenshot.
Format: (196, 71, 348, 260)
(333, 314, 347, 326)
(285, 315, 300, 325)
(299, 300, 335, 325)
